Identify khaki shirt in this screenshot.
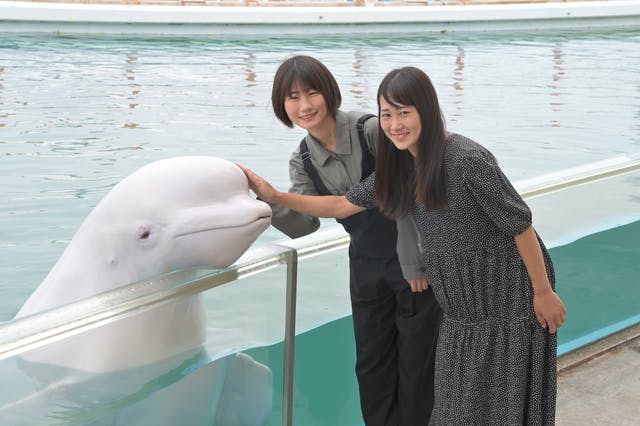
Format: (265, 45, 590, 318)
(270, 110, 426, 280)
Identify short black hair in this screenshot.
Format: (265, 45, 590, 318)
(271, 55, 342, 128)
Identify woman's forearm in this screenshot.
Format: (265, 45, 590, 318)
(514, 225, 552, 294)
(515, 224, 567, 332)
(274, 192, 363, 219)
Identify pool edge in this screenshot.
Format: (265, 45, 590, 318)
(558, 321, 640, 373)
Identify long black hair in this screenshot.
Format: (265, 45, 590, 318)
(374, 67, 447, 218)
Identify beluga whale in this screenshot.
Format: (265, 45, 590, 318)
(6, 156, 274, 425)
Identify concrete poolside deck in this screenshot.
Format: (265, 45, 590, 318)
(557, 324, 640, 425)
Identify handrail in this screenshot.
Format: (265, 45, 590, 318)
(0, 154, 638, 426)
(0, 245, 293, 360)
(517, 156, 640, 199)
(279, 245, 297, 426)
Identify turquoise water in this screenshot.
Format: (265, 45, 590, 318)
(0, 29, 639, 425)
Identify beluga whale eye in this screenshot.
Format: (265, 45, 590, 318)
(137, 224, 152, 240)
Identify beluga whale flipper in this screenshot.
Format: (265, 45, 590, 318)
(7, 156, 274, 425)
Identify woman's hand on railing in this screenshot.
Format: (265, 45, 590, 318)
(237, 163, 279, 203)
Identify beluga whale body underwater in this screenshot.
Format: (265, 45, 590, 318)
(4, 156, 274, 425)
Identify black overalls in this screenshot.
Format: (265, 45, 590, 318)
(299, 116, 441, 426)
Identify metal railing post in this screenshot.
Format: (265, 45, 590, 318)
(279, 246, 298, 426)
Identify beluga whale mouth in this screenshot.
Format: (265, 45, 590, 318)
(173, 217, 271, 237)
(172, 203, 272, 239)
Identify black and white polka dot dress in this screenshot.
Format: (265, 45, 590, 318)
(346, 134, 557, 425)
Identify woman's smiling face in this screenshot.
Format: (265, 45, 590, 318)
(379, 96, 422, 157)
(284, 82, 331, 133)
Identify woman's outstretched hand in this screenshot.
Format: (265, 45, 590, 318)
(236, 163, 279, 203)
(237, 162, 364, 219)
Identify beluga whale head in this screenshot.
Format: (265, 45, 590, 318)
(99, 155, 273, 274)
(14, 156, 272, 373)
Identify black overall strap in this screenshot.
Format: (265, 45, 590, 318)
(356, 113, 376, 180)
(300, 138, 332, 196)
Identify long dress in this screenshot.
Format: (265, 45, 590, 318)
(346, 133, 557, 425)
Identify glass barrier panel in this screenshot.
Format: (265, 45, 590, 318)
(202, 264, 289, 426)
(291, 246, 357, 425)
(0, 247, 292, 426)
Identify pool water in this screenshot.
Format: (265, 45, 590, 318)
(0, 28, 639, 425)
(1, 29, 639, 320)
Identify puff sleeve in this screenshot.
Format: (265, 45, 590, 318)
(462, 149, 532, 237)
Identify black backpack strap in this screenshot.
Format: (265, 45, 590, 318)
(356, 113, 377, 180)
(299, 137, 332, 196)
